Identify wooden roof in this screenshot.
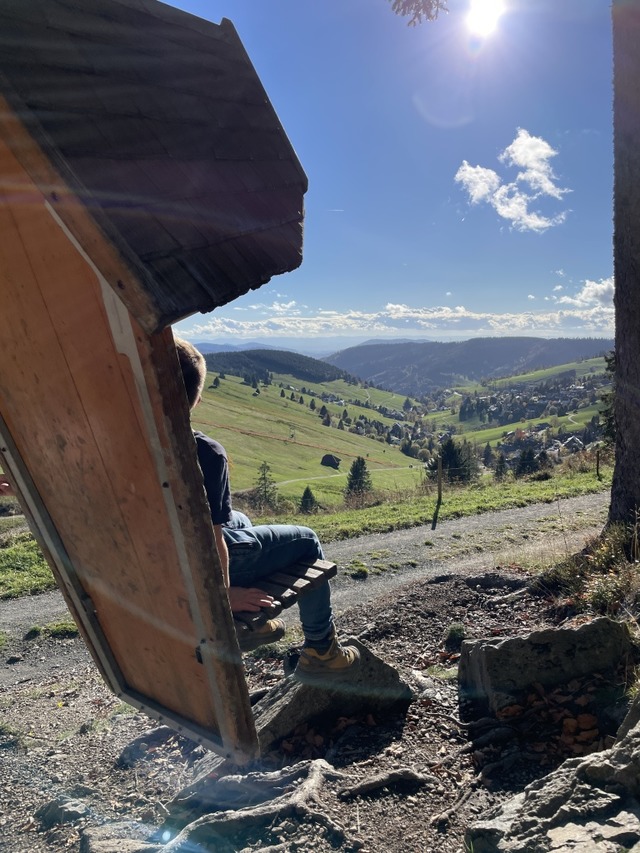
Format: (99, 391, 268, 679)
(0, 0, 307, 333)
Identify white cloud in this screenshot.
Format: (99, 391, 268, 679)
(177, 288, 614, 343)
(455, 128, 570, 233)
(272, 300, 299, 314)
(527, 294, 536, 300)
(553, 284, 563, 291)
(499, 129, 567, 200)
(557, 276, 614, 307)
(454, 162, 500, 204)
(241, 300, 303, 315)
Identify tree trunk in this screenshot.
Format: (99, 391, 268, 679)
(609, 1, 640, 524)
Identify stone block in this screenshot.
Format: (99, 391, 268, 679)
(459, 617, 633, 716)
(253, 638, 412, 753)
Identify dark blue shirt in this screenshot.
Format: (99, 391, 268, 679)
(193, 431, 233, 525)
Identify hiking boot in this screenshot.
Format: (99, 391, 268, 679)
(293, 633, 360, 684)
(235, 618, 285, 652)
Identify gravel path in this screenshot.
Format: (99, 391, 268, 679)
(0, 490, 609, 643)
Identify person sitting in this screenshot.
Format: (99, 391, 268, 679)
(175, 337, 360, 684)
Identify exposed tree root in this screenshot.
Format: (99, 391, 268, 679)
(161, 759, 353, 852)
(338, 766, 439, 800)
(430, 785, 474, 826)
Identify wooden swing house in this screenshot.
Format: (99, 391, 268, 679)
(0, 0, 307, 762)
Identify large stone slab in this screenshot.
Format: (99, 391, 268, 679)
(253, 638, 413, 753)
(459, 617, 633, 716)
(466, 719, 640, 852)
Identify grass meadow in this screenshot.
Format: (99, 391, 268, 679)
(0, 360, 612, 599)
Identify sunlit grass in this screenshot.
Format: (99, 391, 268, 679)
(534, 520, 640, 619)
(0, 533, 54, 598)
(257, 464, 612, 541)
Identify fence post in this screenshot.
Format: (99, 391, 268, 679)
(432, 455, 443, 530)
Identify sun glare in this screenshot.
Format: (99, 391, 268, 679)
(466, 0, 505, 38)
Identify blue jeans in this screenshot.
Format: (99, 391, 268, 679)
(224, 509, 253, 530)
(222, 521, 334, 643)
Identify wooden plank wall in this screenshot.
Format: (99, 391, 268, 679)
(0, 130, 258, 761)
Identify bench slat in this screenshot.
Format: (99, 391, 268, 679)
(234, 559, 337, 636)
(286, 560, 338, 584)
(253, 581, 298, 607)
(267, 572, 314, 594)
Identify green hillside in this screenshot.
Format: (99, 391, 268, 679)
(194, 345, 609, 510)
(326, 337, 613, 395)
(193, 373, 420, 507)
(486, 356, 608, 389)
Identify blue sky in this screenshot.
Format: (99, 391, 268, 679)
(172, 0, 614, 353)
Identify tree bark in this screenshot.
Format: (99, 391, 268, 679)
(610, 1, 640, 524)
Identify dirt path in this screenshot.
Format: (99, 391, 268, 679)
(327, 489, 608, 612)
(0, 490, 609, 685)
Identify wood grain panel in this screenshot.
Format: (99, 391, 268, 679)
(0, 128, 257, 761)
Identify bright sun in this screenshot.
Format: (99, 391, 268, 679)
(466, 0, 505, 37)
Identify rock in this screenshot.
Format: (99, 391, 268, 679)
(466, 719, 640, 852)
(618, 694, 640, 741)
(459, 617, 633, 716)
(35, 796, 89, 828)
(80, 822, 161, 853)
(164, 639, 412, 827)
(252, 638, 412, 753)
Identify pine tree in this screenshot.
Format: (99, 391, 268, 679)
(494, 452, 508, 482)
(345, 456, 372, 498)
(515, 448, 539, 478)
(254, 461, 278, 510)
(439, 436, 478, 482)
(600, 350, 616, 447)
(299, 486, 318, 514)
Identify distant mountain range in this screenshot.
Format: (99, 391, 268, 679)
(324, 337, 614, 395)
(193, 341, 283, 354)
(191, 337, 430, 357)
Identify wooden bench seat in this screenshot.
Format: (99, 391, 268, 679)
(233, 559, 338, 630)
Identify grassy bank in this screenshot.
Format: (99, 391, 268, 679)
(259, 465, 612, 541)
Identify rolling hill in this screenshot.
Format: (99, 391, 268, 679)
(324, 337, 614, 395)
(204, 349, 356, 385)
